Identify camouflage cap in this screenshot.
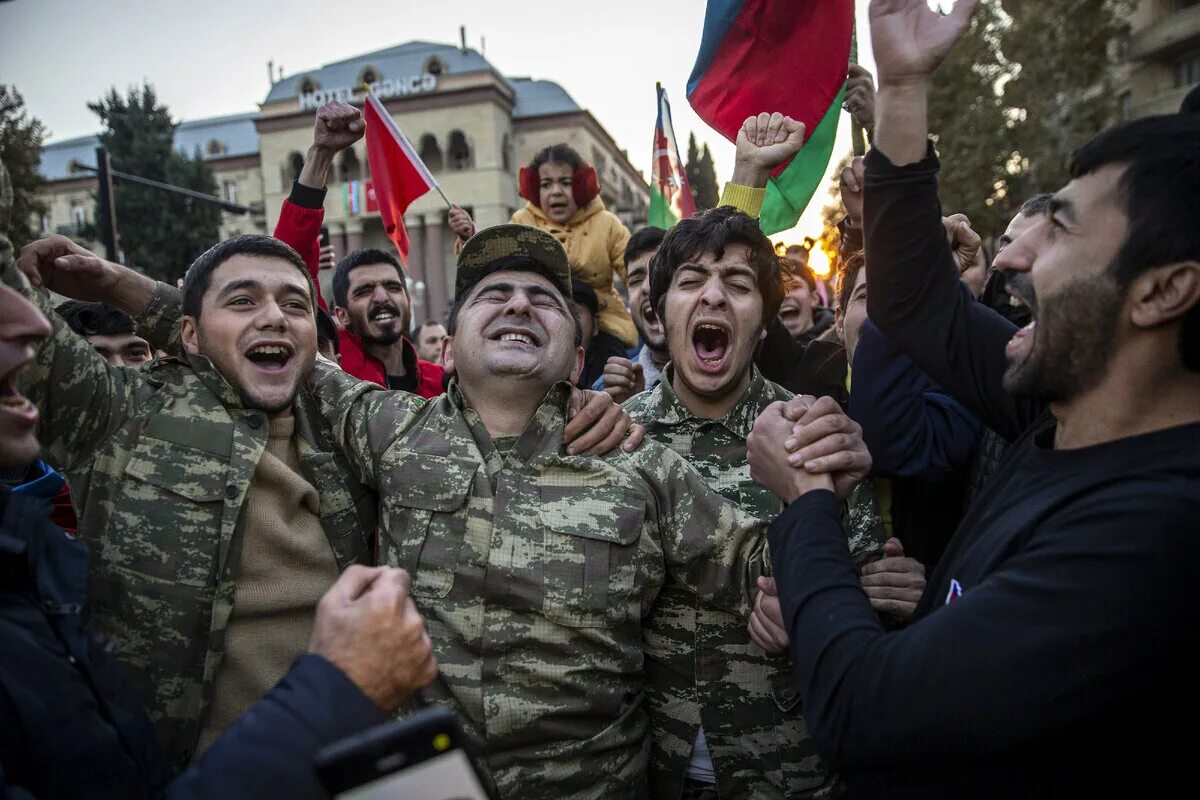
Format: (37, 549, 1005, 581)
(455, 224, 572, 300)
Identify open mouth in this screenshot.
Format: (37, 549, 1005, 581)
(245, 343, 295, 373)
(548, 201, 570, 215)
(692, 322, 730, 372)
(1004, 293, 1038, 362)
(0, 369, 38, 426)
(490, 327, 541, 348)
(369, 306, 400, 325)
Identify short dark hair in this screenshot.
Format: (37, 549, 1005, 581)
(836, 251, 866, 313)
(447, 255, 582, 347)
(56, 300, 135, 337)
(331, 248, 406, 309)
(793, 260, 817, 293)
(1019, 193, 1054, 217)
(1069, 114, 1200, 370)
(529, 143, 584, 174)
(625, 226, 666, 266)
(182, 234, 314, 318)
(316, 306, 340, 356)
(648, 206, 790, 323)
(415, 319, 445, 333)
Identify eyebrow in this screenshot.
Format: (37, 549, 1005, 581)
(217, 279, 311, 303)
(352, 278, 405, 292)
(475, 280, 567, 309)
(1048, 196, 1077, 225)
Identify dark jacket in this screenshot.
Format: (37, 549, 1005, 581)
(0, 486, 385, 800)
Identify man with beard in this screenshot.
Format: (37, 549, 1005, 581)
(746, 0, 1200, 796)
(601, 226, 668, 402)
(273, 101, 443, 398)
(3, 233, 379, 768)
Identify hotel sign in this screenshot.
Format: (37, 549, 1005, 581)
(299, 74, 438, 111)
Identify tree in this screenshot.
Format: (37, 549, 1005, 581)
(686, 132, 720, 211)
(87, 83, 221, 282)
(0, 85, 49, 250)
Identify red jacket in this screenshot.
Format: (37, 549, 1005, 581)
(273, 195, 444, 398)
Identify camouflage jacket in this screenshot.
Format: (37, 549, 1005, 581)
(0, 264, 377, 767)
(625, 365, 887, 800)
(306, 362, 771, 800)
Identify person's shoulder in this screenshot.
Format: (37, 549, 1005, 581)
(622, 385, 659, 422)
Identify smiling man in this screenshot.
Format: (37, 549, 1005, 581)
(2, 233, 378, 768)
(624, 206, 890, 800)
(748, 0, 1200, 796)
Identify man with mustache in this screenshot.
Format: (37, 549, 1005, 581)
(747, 0, 1200, 795)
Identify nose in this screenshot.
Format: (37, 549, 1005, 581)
(371, 284, 391, 305)
(503, 289, 534, 318)
(699, 276, 727, 308)
(256, 298, 288, 329)
(0, 284, 53, 344)
(992, 219, 1043, 275)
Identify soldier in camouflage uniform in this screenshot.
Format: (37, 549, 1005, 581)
(622, 206, 888, 800)
(294, 224, 828, 800)
(2, 234, 377, 768)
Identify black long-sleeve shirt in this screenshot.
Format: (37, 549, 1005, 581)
(768, 146, 1200, 799)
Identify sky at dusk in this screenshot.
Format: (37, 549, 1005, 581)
(0, 0, 879, 244)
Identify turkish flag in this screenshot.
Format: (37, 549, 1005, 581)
(362, 92, 439, 263)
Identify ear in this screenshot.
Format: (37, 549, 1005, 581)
(441, 334, 455, 375)
(1129, 261, 1200, 330)
(180, 316, 201, 355)
(572, 165, 600, 208)
(519, 166, 541, 207)
(568, 344, 585, 386)
(333, 306, 351, 328)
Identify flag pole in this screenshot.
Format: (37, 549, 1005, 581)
(848, 25, 867, 157)
(361, 83, 456, 210)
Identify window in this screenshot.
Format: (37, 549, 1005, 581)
(424, 56, 445, 76)
(448, 130, 472, 170)
(71, 205, 86, 228)
(39, 213, 49, 233)
(1118, 91, 1132, 121)
(1174, 52, 1200, 88)
(283, 151, 306, 190)
(501, 133, 513, 172)
(418, 134, 443, 172)
(340, 148, 361, 182)
(206, 139, 225, 157)
(298, 77, 318, 94)
(223, 180, 238, 204)
(358, 67, 380, 86)
(591, 147, 608, 178)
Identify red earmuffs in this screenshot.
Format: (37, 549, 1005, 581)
(518, 164, 601, 211)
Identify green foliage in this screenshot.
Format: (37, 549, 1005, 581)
(685, 132, 720, 211)
(88, 83, 221, 282)
(0, 85, 49, 250)
(926, 0, 1131, 238)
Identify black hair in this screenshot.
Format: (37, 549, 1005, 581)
(528, 143, 584, 174)
(315, 306, 340, 356)
(836, 251, 866, 313)
(1019, 193, 1054, 217)
(625, 226, 666, 266)
(181, 234, 314, 318)
(648, 205, 790, 323)
(447, 256, 582, 346)
(331, 248, 407, 309)
(1069, 114, 1200, 371)
(56, 300, 135, 337)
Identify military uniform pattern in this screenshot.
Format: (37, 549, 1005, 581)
(625, 365, 887, 800)
(0, 265, 377, 767)
(306, 361, 772, 800)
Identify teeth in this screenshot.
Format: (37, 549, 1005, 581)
(698, 324, 724, 333)
(499, 333, 534, 345)
(248, 345, 289, 357)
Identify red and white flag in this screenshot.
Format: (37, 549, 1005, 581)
(362, 92, 440, 263)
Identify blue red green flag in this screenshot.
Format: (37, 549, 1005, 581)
(649, 85, 696, 229)
(687, 0, 854, 234)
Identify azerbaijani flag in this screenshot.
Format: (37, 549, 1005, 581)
(342, 180, 361, 216)
(649, 85, 696, 229)
(362, 91, 440, 262)
(687, 0, 854, 235)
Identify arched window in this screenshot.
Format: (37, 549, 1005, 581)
(297, 77, 318, 95)
(358, 66, 380, 86)
(448, 130, 472, 171)
(424, 56, 445, 76)
(340, 148, 361, 182)
(501, 133, 513, 172)
(206, 138, 225, 157)
(419, 134, 443, 173)
(284, 151, 305, 190)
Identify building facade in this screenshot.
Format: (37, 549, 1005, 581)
(36, 40, 649, 322)
(1118, 0, 1200, 118)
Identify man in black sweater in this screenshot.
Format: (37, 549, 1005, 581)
(746, 0, 1200, 797)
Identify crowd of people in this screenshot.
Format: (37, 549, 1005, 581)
(2, 0, 1199, 798)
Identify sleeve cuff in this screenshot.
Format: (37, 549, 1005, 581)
(719, 183, 766, 219)
(288, 180, 327, 210)
(863, 141, 940, 181)
(135, 280, 184, 346)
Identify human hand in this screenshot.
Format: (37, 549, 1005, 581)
(308, 566, 437, 712)
(448, 207, 476, 242)
(311, 100, 365, 154)
(783, 395, 872, 499)
(860, 538, 926, 619)
(601, 357, 645, 404)
(565, 388, 644, 454)
(319, 244, 337, 271)
(732, 112, 806, 187)
(748, 576, 790, 654)
(18, 236, 155, 313)
(943, 212, 985, 277)
(748, 400, 834, 503)
(845, 65, 877, 132)
(839, 156, 866, 227)
(869, 0, 979, 88)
